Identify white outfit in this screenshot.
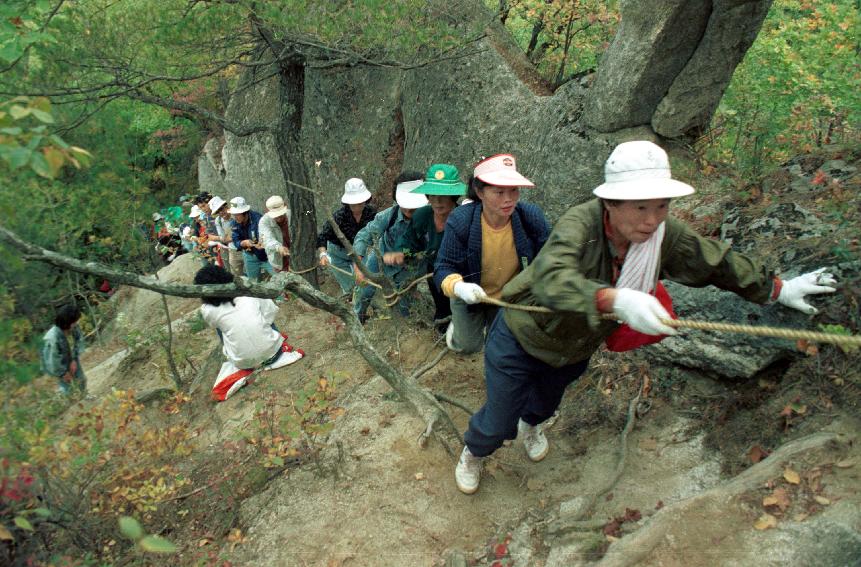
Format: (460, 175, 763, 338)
(258, 212, 291, 271)
(201, 297, 282, 369)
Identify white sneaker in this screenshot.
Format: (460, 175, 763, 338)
(455, 446, 482, 494)
(264, 350, 304, 371)
(445, 322, 458, 351)
(518, 419, 549, 462)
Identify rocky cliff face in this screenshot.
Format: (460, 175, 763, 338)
(203, 1, 771, 227)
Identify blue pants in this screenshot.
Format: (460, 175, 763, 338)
(464, 314, 589, 457)
(353, 252, 416, 318)
(57, 358, 87, 395)
(326, 243, 356, 295)
(243, 252, 275, 281)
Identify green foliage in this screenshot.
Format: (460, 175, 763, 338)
(119, 516, 177, 554)
(703, 0, 861, 179)
(247, 374, 344, 469)
(492, 0, 619, 86)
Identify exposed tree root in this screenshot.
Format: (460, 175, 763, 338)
(596, 431, 845, 567)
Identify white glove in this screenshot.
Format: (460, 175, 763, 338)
(778, 268, 837, 314)
(453, 281, 487, 305)
(612, 288, 676, 336)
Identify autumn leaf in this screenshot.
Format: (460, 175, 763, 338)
(0, 524, 13, 541)
(754, 513, 778, 530)
(811, 169, 828, 185)
(762, 487, 791, 512)
(494, 542, 509, 559)
(783, 468, 801, 485)
(813, 496, 831, 506)
(748, 445, 769, 464)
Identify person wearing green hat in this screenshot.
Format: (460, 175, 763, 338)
(384, 164, 466, 331)
(434, 155, 550, 354)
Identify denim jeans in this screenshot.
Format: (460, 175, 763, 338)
(57, 358, 87, 395)
(353, 252, 416, 318)
(464, 314, 589, 457)
(326, 243, 356, 295)
(243, 251, 275, 281)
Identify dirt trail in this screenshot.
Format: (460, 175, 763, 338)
(78, 255, 861, 567)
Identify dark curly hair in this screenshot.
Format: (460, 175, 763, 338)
(194, 265, 235, 305)
(55, 304, 81, 330)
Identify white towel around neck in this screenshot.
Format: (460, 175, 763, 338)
(615, 222, 665, 293)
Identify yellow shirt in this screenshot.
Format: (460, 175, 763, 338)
(480, 217, 519, 299)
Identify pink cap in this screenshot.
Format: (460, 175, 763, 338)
(473, 154, 534, 188)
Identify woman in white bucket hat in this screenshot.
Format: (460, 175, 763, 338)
(453, 140, 838, 495)
(315, 178, 377, 296)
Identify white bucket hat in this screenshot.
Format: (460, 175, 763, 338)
(395, 180, 429, 209)
(473, 154, 535, 187)
(593, 141, 694, 200)
(152, 212, 163, 221)
(189, 205, 203, 218)
(265, 195, 290, 218)
(228, 196, 251, 214)
(341, 178, 372, 204)
(208, 195, 227, 214)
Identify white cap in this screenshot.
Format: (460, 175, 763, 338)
(341, 178, 372, 204)
(593, 141, 694, 200)
(228, 196, 251, 214)
(473, 154, 534, 187)
(265, 195, 289, 218)
(189, 205, 203, 218)
(395, 180, 429, 209)
(208, 195, 227, 214)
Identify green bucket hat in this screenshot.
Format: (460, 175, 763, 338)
(414, 164, 467, 196)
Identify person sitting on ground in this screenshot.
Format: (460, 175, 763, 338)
(194, 265, 304, 401)
(435, 154, 550, 354)
(352, 171, 428, 323)
(453, 140, 839, 494)
(384, 164, 465, 333)
(230, 197, 275, 281)
(40, 304, 87, 396)
(259, 195, 292, 273)
(210, 196, 244, 275)
(316, 178, 377, 297)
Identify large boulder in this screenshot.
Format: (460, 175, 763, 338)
(583, 0, 710, 132)
(652, 0, 773, 137)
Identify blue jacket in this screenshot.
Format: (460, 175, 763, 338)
(434, 201, 550, 291)
(232, 210, 268, 262)
(353, 205, 412, 258)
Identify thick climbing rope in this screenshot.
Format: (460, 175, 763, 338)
(480, 296, 861, 348)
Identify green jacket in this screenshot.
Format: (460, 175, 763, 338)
(502, 199, 775, 367)
(394, 205, 444, 269)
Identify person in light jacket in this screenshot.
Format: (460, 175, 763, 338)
(40, 304, 87, 395)
(259, 195, 292, 272)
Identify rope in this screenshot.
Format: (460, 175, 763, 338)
(478, 297, 861, 348)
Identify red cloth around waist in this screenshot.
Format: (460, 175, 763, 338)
(605, 281, 676, 352)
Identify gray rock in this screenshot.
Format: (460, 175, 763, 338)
(652, 0, 773, 137)
(585, 0, 709, 132)
(645, 281, 806, 378)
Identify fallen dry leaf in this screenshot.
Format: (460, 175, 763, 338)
(754, 513, 778, 530)
(0, 525, 12, 541)
(762, 487, 791, 512)
(748, 445, 769, 464)
(814, 496, 831, 506)
(414, 472, 425, 481)
(793, 512, 809, 522)
(835, 458, 856, 469)
(783, 468, 801, 485)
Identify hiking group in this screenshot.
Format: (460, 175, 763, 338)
(43, 140, 839, 495)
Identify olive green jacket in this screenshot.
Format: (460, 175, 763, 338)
(502, 199, 775, 367)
